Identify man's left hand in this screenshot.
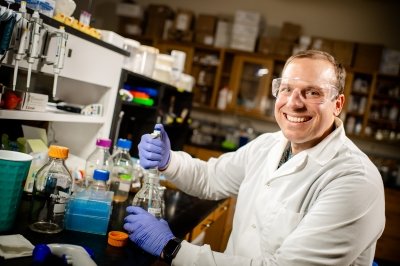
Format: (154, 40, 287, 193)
(124, 206, 175, 256)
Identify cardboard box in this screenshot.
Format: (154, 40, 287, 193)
(274, 39, 294, 57)
(214, 20, 232, 48)
(174, 9, 194, 32)
(234, 10, 261, 27)
(257, 36, 276, 55)
(332, 40, 354, 67)
(353, 43, 383, 71)
(379, 48, 400, 75)
(144, 4, 174, 39)
(280, 22, 302, 42)
(116, 3, 143, 19)
(195, 31, 214, 45)
(195, 14, 217, 34)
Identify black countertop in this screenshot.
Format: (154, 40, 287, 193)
(1, 189, 223, 266)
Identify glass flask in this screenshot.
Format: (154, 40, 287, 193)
(132, 169, 164, 219)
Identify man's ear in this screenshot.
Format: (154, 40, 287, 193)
(334, 94, 345, 116)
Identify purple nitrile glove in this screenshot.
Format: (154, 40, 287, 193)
(138, 124, 171, 170)
(123, 206, 174, 257)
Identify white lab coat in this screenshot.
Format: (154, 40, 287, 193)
(163, 118, 385, 266)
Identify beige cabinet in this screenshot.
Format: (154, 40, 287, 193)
(228, 55, 274, 117)
(189, 198, 233, 252)
(375, 188, 400, 263)
(343, 70, 400, 144)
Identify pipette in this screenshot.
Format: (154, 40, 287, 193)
(51, 26, 68, 97)
(26, 9, 43, 90)
(12, 1, 29, 90)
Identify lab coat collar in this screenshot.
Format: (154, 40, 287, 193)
(272, 118, 345, 178)
(305, 117, 345, 166)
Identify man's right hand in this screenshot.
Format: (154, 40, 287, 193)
(138, 124, 171, 170)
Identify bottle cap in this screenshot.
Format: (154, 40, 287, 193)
(48, 145, 69, 159)
(108, 231, 129, 247)
(116, 139, 132, 150)
(93, 169, 109, 181)
(120, 174, 131, 181)
(96, 138, 112, 148)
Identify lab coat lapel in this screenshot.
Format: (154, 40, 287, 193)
(266, 134, 289, 178)
(273, 152, 308, 178)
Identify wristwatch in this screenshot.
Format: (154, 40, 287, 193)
(162, 238, 182, 265)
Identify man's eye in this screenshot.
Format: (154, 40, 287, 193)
(279, 86, 291, 94)
(304, 88, 323, 98)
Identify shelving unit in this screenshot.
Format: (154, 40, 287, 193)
(110, 70, 193, 158)
(0, 22, 125, 159)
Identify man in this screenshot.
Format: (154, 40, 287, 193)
(124, 50, 385, 265)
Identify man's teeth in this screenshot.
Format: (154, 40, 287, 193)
(286, 115, 309, 123)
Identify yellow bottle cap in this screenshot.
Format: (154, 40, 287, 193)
(48, 145, 69, 159)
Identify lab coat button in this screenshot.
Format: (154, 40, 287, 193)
(251, 224, 256, 229)
(266, 182, 270, 187)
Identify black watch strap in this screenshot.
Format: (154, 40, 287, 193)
(162, 238, 182, 265)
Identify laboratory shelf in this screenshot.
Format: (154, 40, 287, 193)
(0, 109, 105, 124)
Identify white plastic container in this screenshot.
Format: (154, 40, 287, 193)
(100, 30, 125, 49)
(153, 54, 174, 84)
(122, 38, 141, 72)
(135, 45, 159, 77)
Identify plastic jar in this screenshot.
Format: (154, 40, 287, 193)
(122, 38, 141, 72)
(135, 45, 159, 77)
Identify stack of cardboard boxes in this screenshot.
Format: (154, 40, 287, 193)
(230, 10, 261, 52)
(258, 22, 302, 58)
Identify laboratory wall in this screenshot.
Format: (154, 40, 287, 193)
(84, 0, 400, 49)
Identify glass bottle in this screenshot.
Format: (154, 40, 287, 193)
(29, 145, 73, 234)
(88, 169, 109, 199)
(85, 138, 113, 188)
(132, 169, 164, 219)
(109, 139, 133, 203)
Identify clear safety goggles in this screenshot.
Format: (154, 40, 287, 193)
(272, 78, 339, 104)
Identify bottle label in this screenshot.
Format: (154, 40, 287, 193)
(148, 207, 161, 217)
(50, 191, 69, 214)
(52, 173, 70, 189)
(118, 182, 130, 192)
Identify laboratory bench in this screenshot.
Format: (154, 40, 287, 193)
(1, 189, 228, 266)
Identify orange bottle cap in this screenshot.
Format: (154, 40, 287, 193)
(108, 231, 129, 247)
(48, 145, 69, 159)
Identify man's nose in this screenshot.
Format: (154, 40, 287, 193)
(286, 89, 305, 107)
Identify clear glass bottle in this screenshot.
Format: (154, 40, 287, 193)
(132, 169, 164, 219)
(29, 145, 73, 234)
(88, 169, 109, 199)
(109, 139, 133, 203)
(85, 138, 113, 188)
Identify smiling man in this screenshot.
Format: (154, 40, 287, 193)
(125, 50, 385, 266)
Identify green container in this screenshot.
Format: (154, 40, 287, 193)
(0, 150, 33, 232)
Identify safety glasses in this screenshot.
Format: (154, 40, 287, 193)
(272, 78, 339, 104)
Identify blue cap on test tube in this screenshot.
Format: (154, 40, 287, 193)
(93, 169, 109, 181)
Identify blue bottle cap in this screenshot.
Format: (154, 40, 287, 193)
(93, 169, 109, 181)
(117, 139, 132, 149)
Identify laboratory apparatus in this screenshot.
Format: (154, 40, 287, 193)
(29, 145, 73, 234)
(109, 138, 133, 202)
(84, 138, 113, 187)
